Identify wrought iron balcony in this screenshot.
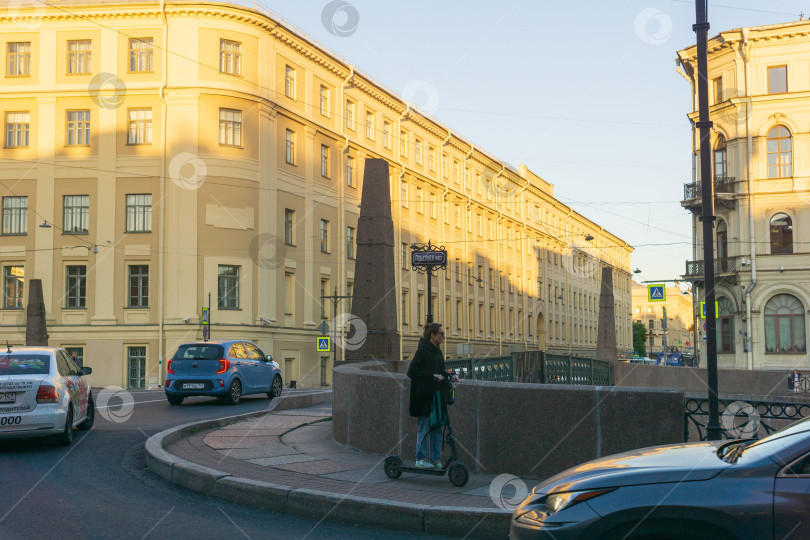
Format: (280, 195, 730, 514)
(683, 256, 741, 282)
(681, 177, 737, 213)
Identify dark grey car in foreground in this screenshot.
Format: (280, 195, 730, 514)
(510, 417, 810, 539)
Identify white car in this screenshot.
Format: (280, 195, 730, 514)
(0, 346, 94, 445)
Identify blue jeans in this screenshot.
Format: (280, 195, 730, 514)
(416, 416, 442, 463)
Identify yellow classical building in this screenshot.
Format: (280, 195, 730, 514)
(0, 0, 633, 389)
(631, 283, 694, 356)
(678, 20, 810, 370)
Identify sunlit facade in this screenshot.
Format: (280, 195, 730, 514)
(632, 284, 693, 356)
(0, 0, 632, 388)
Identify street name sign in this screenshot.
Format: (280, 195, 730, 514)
(411, 250, 447, 266)
(647, 284, 666, 302)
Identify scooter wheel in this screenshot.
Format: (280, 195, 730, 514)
(384, 455, 403, 479)
(448, 462, 469, 487)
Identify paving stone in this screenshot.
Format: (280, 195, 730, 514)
(280, 423, 332, 444)
(216, 444, 301, 460)
(273, 459, 368, 475)
(246, 454, 318, 466)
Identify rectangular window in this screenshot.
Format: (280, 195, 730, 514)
(402, 292, 409, 326)
(320, 145, 329, 178)
(125, 194, 152, 232)
(415, 138, 422, 165)
(320, 279, 329, 319)
(320, 219, 329, 253)
(383, 121, 391, 148)
(456, 300, 462, 330)
(464, 168, 470, 190)
(284, 65, 296, 99)
(442, 155, 449, 178)
(712, 76, 723, 104)
(284, 208, 294, 245)
(285, 129, 296, 165)
(66, 110, 90, 146)
(129, 38, 153, 72)
(65, 347, 83, 368)
(428, 146, 436, 171)
(346, 226, 355, 259)
(365, 111, 375, 140)
(65, 265, 86, 308)
(2, 196, 27, 235)
(477, 214, 483, 237)
(7, 42, 31, 76)
(400, 130, 408, 157)
(346, 282, 353, 314)
(3, 266, 24, 309)
(768, 65, 787, 94)
(455, 205, 461, 228)
(401, 183, 408, 208)
(319, 85, 330, 117)
(455, 258, 461, 282)
(128, 265, 149, 307)
(217, 265, 239, 309)
(218, 108, 242, 146)
(429, 193, 437, 219)
(127, 109, 152, 145)
(453, 161, 460, 184)
(476, 173, 482, 195)
(402, 243, 408, 270)
(5, 111, 29, 148)
(63, 195, 89, 234)
(127, 346, 146, 390)
(478, 265, 484, 287)
(219, 39, 241, 75)
(416, 187, 424, 214)
(67, 40, 91, 74)
(346, 155, 355, 187)
(345, 99, 355, 130)
(284, 273, 295, 315)
(417, 293, 424, 325)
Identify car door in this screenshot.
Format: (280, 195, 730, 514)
(244, 343, 271, 390)
(228, 342, 253, 393)
(774, 451, 810, 539)
(66, 352, 90, 419)
(56, 351, 84, 424)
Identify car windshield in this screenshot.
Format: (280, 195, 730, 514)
(0, 354, 51, 375)
(173, 345, 224, 360)
(731, 416, 810, 463)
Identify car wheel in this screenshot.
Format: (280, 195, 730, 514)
(224, 379, 241, 405)
(167, 395, 184, 406)
(77, 395, 95, 430)
(55, 407, 74, 446)
(267, 376, 282, 400)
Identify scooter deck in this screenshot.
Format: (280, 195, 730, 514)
(396, 465, 447, 476)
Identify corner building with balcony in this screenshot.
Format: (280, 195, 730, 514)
(677, 20, 810, 371)
(0, 0, 632, 389)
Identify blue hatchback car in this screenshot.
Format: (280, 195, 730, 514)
(164, 340, 282, 405)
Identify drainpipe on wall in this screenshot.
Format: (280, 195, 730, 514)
(157, 0, 168, 387)
(463, 145, 474, 352)
(397, 104, 409, 361)
(338, 66, 353, 364)
(741, 29, 756, 370)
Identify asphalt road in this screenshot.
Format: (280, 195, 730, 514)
(0, 389, 457, 540)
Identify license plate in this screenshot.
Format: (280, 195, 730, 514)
(183, 383, 205, 390)
(0, 393, 15, 404)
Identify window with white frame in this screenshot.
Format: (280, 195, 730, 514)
(428, 146, 436, 171)
(400, 130, 408, 157)
(284, 209, 295, 245)
(67, 40, 91, 74)
(3, 265, 23, 309)
(401, 183, 408, 208)
(442, 155, 449, 178)
(65, 265, 86, 308)
(125, 194, 152, 232)
(284, 65, 296, 100)
(346, 155, 355, 187)
(5, 112, 29, 147)
(453, 161, 460, 184)
(7, 42, 31, 76)
(415, 138, 422, 165)
(416, 187, 424, 214)
(218, 108, 242, 146)
(2, 196, 27, 235)
(430, 193, 437, 219)
(345, 99, 355, 130)
(383, 121, 391, 148)
(217, 265, 240, 309)
(63, 195, 89, 234)
(365, 111, 375, 140)
(127, 109, 152, 145)
(128, 265, 149, 307)
(129, 38, 153, 72)
(219, 39, 241, 75)
(285, 129, 296, 165)
(321, 145, 329, 178)
(320, 219, 329, 253)
(319, 85, 330, 117)
(346, 226, 355, 259)
(66, 110, 90, 146)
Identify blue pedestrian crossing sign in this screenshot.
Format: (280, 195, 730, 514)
(699, 301, 719, 318)
(317, 337, 331, 352)
(647, 284, 666, 302)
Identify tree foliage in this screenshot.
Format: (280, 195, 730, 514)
(633, 321, 647, 357)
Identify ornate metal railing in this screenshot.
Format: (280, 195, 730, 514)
(684, 256, 741, 278)
(683, 177, 736, 200)
(544, 354, 611, 385)
(445, 356, 513, 382)
(684, 397, 810, 441)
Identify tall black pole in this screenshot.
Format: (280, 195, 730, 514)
(694, 0, 721, 440)
(426, 269, 433, 324)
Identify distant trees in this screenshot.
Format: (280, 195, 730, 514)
(632, 321, 647, 357)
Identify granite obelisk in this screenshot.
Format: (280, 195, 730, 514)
(26, 279, 49, 346)
(595, 267, 617, 362)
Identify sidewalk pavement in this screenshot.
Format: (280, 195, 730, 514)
(145, 393, 527, 538)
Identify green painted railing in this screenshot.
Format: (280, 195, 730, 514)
(445, 356, 513, 382)
(544, 354, 611, 386)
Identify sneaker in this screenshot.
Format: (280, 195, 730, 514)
(431, 461, 443, 470)
(415, 459, 431, 469)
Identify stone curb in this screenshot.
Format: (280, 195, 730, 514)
(144, 390, 511, 538)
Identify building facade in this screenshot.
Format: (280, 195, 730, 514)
(0, 0, 633, 389)
(632, 283, 693, 356)
(677, 20, 810, 370)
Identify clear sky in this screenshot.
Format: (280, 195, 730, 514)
(262, 0, 808, 285)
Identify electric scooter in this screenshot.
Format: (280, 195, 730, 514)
(383, 382, 470, 487)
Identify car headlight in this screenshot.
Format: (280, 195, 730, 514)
(515, 488, 615, 525)
(515, 509, 554, 526)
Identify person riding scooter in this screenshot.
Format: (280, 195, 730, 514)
(407, 322, 448, 469)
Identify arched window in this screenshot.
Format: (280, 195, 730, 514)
(716, 220, 728, 259)
(713, 135, 727, 179)
(764, 294, 806, 353)
(770, 213, 793, 254)
(767, 126, 792, 178)
(717, 297, 734, 353)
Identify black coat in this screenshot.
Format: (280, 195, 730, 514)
(407, 339, 446, 417)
